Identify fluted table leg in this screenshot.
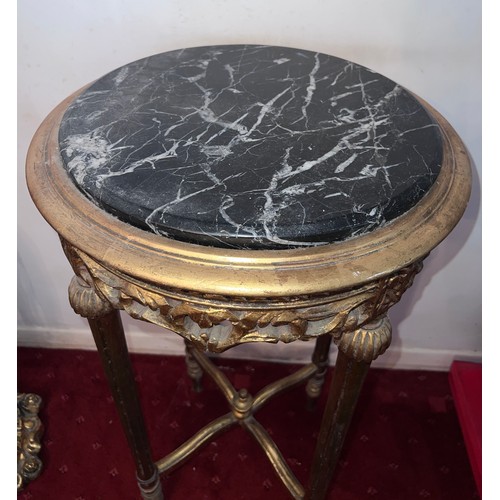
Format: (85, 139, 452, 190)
(305, 334, 333, 410)
(69, 275, 163, 500)
(306, 316, 392, 500)
(184, 339, 203, 393)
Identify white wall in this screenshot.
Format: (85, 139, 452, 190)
(18, 0, 481, 370)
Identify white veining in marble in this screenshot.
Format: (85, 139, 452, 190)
(59, 45, 442, 249)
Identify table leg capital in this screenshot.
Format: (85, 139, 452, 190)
(68, 274, 114, 319)
(334, 315, 392, 363)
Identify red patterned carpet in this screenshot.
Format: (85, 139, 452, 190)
(17, 347, 478, 499)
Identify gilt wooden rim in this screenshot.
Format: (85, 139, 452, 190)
(26, 87, 471, 297)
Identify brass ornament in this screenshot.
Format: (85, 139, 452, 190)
(17, 393, 44, 491)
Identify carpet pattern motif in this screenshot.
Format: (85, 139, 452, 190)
(17, 347, 478, 499)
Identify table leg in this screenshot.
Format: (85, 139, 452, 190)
(184, 339, 203, 392)
(305, 334, 332, 410)
(69, 276, 163, 500)
(306, 316, 392, 500)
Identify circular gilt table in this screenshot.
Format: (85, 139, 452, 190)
(26, 45, 471, 499)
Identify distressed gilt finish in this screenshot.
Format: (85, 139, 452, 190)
(26, 82, 471, 500)
(62, 237, 422, 353)
(67, 267, 392, 500)
(27, 89, 470, 302)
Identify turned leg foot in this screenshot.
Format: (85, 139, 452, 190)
(137, 468, 163, 500)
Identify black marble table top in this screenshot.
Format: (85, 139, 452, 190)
(59, 45, 443, 249)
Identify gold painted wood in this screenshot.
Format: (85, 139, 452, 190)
(156, 413, 238, 474)
(307, 315, 392, 499)
(25, 86, 471, 356)
(305, 334, 333, 409)
(157, 343, 318, 498)
(243, 417, 305, 500)
(252, 363, 318, 413)
(26, 89, 471, 300)
(335, 315, 392, 363)
(187, 345, 237, 402)
(25, 83, 472, 500)
(184, 339, 203, 392)
(61, 237, 423, 352)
